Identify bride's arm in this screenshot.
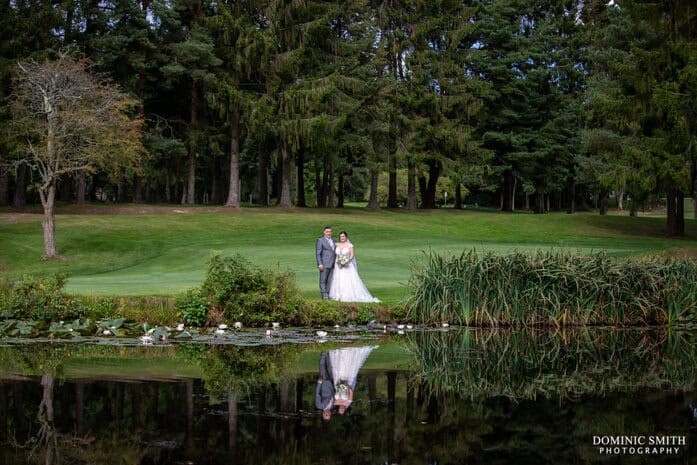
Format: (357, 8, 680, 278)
(349, 244, 354, 261)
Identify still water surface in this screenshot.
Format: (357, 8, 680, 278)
(0, 327, 695, 464)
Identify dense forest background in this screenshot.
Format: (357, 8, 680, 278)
(0, 0, 695, 235)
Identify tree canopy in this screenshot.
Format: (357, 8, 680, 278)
(1, 0, 695, 236)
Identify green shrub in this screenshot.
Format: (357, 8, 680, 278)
(175, 288, 209, 326)
(298, 300, 347, 326)
(75, 296, 115, 320)
(0, 274, 83, 321)
(202, 254, 302, 326)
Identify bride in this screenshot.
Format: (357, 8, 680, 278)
(328, 231, 380, 303)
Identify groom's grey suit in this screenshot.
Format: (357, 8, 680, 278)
(316, 236, 336, 299)
(315, 351, 334, 411)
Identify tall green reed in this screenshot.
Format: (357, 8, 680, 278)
(405, 328, 697, 400)
(405, 250, 697, 326)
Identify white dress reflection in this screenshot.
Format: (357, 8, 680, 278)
(328, 345, 378, 414)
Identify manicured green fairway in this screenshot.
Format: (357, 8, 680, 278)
(1, 206, 696, 303)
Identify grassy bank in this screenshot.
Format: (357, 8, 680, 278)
(1, 206, 696, 304)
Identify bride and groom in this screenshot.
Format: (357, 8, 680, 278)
(315, 345, 378, 420)
(316, 226, 379, 303)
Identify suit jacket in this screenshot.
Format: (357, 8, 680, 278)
(315, 352, 335, 410)
(316, 237, 336, 269)
(315, 379, 335, 410)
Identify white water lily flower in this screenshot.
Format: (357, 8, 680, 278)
(176, 323, 185, 331)
(441, 322, 449, 328)
(215, 329, 225, 335)
(140, 335, 153, 344)
(316, 330, 328, 338)
(397, 324, 405, 329)
(406, 325, 413, 329)
(233, 322, 243, 329)
(103, 330, 111, 335)
(146, 328, 156, 335)
(218, 323, 228, 330)
(272, 322, 280, 329)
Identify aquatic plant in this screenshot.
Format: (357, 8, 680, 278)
(404, 327, 697, 400)
(405, 250, 697, 326)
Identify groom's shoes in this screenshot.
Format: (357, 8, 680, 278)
(322, 293, 329, 300)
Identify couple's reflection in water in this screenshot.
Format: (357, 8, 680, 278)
(315, 345, 378, 421)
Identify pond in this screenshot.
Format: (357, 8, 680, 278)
(0, 327, 695, 464)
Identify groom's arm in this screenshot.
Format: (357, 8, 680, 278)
(316, 239, 323, 268)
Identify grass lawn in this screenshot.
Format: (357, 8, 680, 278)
(1, 205, 696, 303)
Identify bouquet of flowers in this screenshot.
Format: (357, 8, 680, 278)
(338, 254, 351, 268)
(336, 381, 350, 399)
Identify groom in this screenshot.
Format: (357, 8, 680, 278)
(316, 226, 336, 299)
(315, 351, 335, 421)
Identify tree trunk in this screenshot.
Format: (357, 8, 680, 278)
(40, 184, 57, 257)
(666, 188, 677, 236)
(133, 174, 143, 203)
(420, 161, 441, 209)
(675, 190, 685, 236)
(210, 160, 219, 204)
(599, 189, 608, 215)
(258, 142, 268, 206)
(511, 176, 517, 212)
(337, 174, 344, 208)
(406, 160, 417, 209)
(454, 183, 462, 209)
(501, 171, 514, 212)
(225, 109, 241, 208)
(75, 382, 84, 435)
(277, 139, 292, 207)
(228, 390, 238, 455)
(0, 384, 6, 440)
(296, 149, 306, 207)
(164, 169, 171, 203)
(59, 175, 72, 202)
(39, 374, 56, 464)
(387, 153, 397, 208)
(0, 166, 8, 206)
(567, 182, 576, 213)
(327, 166, 335, 208)
(186, 379, 194, 454)
(533, 192, 545, 214)
(77, 171, 86, 204)
(186, 81, 198, 205)
(319, 158, 330, 207)
(117, 179, 126, 202)
(367, 169, 380, 208)
(314, 165, 323, 207)
(13, 161, 27, 209)
(617, 188, 624, 210)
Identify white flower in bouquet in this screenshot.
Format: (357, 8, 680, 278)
(338, 254, 351, 267)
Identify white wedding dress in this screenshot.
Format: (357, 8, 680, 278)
(328, 345, 378, 391)
(329, 245, 380, 303)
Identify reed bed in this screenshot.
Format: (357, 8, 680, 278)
(405, 250, 697, 326)
(405, 328, 697, 400)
